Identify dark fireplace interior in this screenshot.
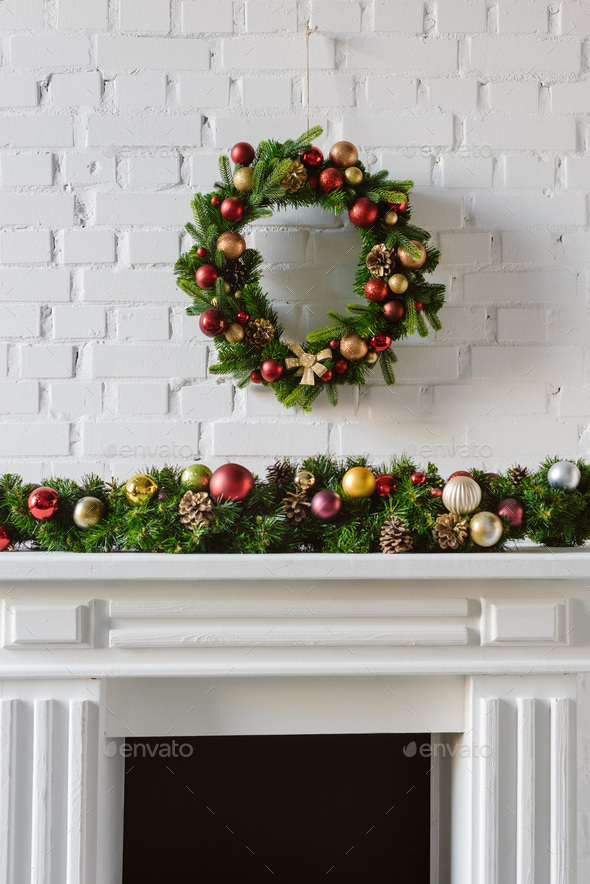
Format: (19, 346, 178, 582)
(123, 733, 431, 882)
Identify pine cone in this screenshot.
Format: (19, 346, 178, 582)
(379, 517, 413, 554)
(221, 259, 247, 290)
(509, 465, 529, 486)
(283, 491, 311, 523)
(267, 460, 294, 486)
(280, 160, 308, 194)
(366, 244, 393, 278)
(179, 490, 215, 527)
(245, 317, 275, 349)
(433, 513, 468, 550)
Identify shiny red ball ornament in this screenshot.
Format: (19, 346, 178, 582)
(496, 498, 525, 529)
(220, 197, 244, 222)
(196, 246, 206, 257)
(210, 463, 255, 502)
(415, 301, 423, 311)
(389, 200, 408, 213)
(250, 370, 262, 384)
(349, 197, 378, 228)
(431, 488, 443, 498)
(300, 146, 323, 168)
(411, 471, 426, 486)
(364, 278, 388, 304)
(260, 358, 284, 383)
(369, 333, 392, 352)
(28, 486, 59, 520)
(321, 369, 332, 382)
(329, 338, 340, 350)
(231, 142, 255, 166)
(210, 195, 221, 207)
(311, 489, 342, 521)
(334, 359, 348, 374)
(319, 168, 344, 192)
(0, 526, 10, 551)
(375, 474, 396, 497)
(486, 472, 500, 481)
(236, 310, 250, 324)
(195, 264, 218, 290)
(199, 308, 228, 338)
(448, 471, 472, 480)
(383, 299, 405, 322)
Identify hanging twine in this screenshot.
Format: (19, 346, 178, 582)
(305, 20, 318, 132)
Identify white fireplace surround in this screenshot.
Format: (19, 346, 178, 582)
(1, 548, 589, 883)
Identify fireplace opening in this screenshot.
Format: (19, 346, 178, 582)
(122, 733, 432, 881)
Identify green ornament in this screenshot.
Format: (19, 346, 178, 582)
(181, 464, 212, 492)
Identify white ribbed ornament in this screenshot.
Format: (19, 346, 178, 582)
(442, 475, 482, 515)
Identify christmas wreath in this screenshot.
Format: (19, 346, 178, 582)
(175, 126, 445, 411)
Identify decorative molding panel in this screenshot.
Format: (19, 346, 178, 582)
(2, 601, 93, 649)
(481, 599, 569, 646)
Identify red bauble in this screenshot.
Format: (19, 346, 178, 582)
(308, 175, 319, 190)
(210, 195, 221, 207)
(497, 498, 525, 529)
(210, 464, 255, 502)
(321, 369, 332, 382)
(411, 471, 426, 486)
(28, 486, 59, 520)
(260, 359, 284, 383)
(389, 200, 408, 213)
(375, 474, 396, 497)
(349, 197, 378, 228)
(311, 490, 342, 521)
(231, 142, 255, 166)
(250, 370, 262, 384)
(199, 308, 228, 338)
(334, 359, 348, 374)
(383, 299, 405, 322)
(300, 146, 323, 168)
(236, 311, 250, 324)
(195, 264, 218, 290)
(0, 526, 10, 551)
(319, 168, 344, 192)
(364, 278, 388, 304)
(369, 334, 392, 352)
(486, 472, 500, 481)
(220, 197, 244, 222)
(415, 301, 423, 311)
(448, 471, 472, 480)
(329, 338, 340, 350)
(431, 488, 443, 498)
(196, 247, 206, 257)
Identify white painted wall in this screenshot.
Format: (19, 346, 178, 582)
(0, 0, 588, 482)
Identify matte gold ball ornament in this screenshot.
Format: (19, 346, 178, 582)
(225, 322, 245, 343)
(233, 167, 254, 192)
(442, 475, 482, 515)
(397, 240, 427, 270)
(294, 469, 316, 492)
(224, 281, 232, 295)
(339, 331, 369, 361)
(216, 231, 246, 260)
(469, 511, 503, 547)
(365, 351, 378, 364)
(388, 273, 409, 294)
(342, 466, 376, 499)
(73, 496, 105, 529)
(328, 140, 358, 169)
(125, 474, 158, 506)
(344, 166, 363, 186)
(384, 210, 398, 226)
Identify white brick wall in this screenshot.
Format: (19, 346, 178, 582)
(0, 0, 589, 480)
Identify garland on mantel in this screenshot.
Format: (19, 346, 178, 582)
(0, 456, 588, 555)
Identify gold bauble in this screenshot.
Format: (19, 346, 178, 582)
(294, 469, 315, 492)
(388, 273, 409, 295)
(397, 240, 427, 270)
(211, 297, 218, 307)
(344, 166, 363, 186)
(225, 322, 245, 343)
(339, 331, 369, 361)
(469, 511, 503, 547)
(180, 463, 212, 491)
(233, 167, 254, 192)
(342, 466, 376, 499)
(442, 475, 482, 515)
(328, 140, 358, 169)
(365, 351, 379, 364)
(234, 290, 242, 299)
(125, 473, 158, 506)
(384, 210, 398, 226)
(224, 281, 232, 295)
(216, 231, 246, 260)
(73, 496, 105, 529)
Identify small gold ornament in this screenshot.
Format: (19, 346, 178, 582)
(125, 473, 158, 506)
(285, 342, 332, 385)
(180, 463, 212, 491)
(397, 240, 427, 270)
(211, 297, 218, 307)
(224, 281, 232, 295)
(216, 231, 246, 261)
(234, 290, 242, 300)
(384, 210, 398, 226)
(294, 469, 315, 492)
(366, 244, 393, 278)
(339, 331, 369, 361)
(225, 322, 245, 343)
(442, 475, 482, 515)
(342, 466, 376, 499)
(244, 317, 275, 349)
(388, 273, 409, 294)
(366, 351, 378, 364)
(469, 511, 503, 547)
(73, 496, 105, 529)
(280, 160, 307, 193)
(328, 140, 358, 169)
(233, 166, 254, 192)
(344, 166, 363, 186)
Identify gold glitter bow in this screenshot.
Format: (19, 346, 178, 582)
(285, 342, 332, 385)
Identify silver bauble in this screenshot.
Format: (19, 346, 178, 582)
(547, 460, 581, 491)
(73, 496, 105, 529)
(469, 511, 503, 547)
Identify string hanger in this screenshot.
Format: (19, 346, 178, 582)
(305, 19, 318, 132)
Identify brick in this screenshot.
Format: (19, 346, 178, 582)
(366, 78, 417, 109)
(336, 421, 461, 458)
(345, 38, 456, 71)
(310, 1, 361, 32)
(120, 0, 170, 33)
(436, 1, 487, 33)
(408, 189, 463, 229)
(52, 305, 106, 338)
(213, 116, 328, 147)
(0, 0, 43, 29)
(468, 422, 578, 459)
(0, 194, 74, 228)
(0, 345, 7, 376)
(441, 156, 493, 188)
(388, 346, 459, 380)
(309, 230, 359, 265)
(559, 387, 590, 417)
(551, 82, 590, 113)
(470, 37, 580, 74)
(432, 383, 547, 416)
(62, 229, 115, 264)
(83, 422, 198, 460)
(465, 270, 575, 304)
(487, 81, 539, 113)
(503, 156, 554, 190)
(123, 231, 180, 264)
(251, 230, 309, 264)
(337, 115, 454, 148)
(439, 233, 492, 265)
(241, 77, 291, 110)
(88, 114, 200, 147)
(63, 151, 115, 184)
(428, 78, 478, 112)
(182, 1, 233, 33)
(178, 74, 230, 109)
(120, 155, 180, 185)
(118, 383, 169, 415)
(373, 0, 424, 33)
(57, 0, 108, 30)
(0, 118, 73, 148)
(180, 383, 233, 418)
(497, 307, 545, 342)
(559, 2, 590, 35)
(502, 231, 556, 265)
(471, 345, 582, 380)
(246, 1, 298, 32)
(0, 306, 40, 337)
(97, 36, 209, 71)
(473, 193, 585, 228)
(95, 193, 188, 226)
(221, 36, 334, 70)
(20, 345, 75, 378)
(498, 2, 548, 33)
(0, 383, 39, 415)
(0, 269, 70, 303)
(189, 152, 224, 187)
(50, 382, 102, 417)
(378, 153, 434, 186)
(90, 344, 206, 378)
(465, 116, 576, 151)
(550, 308, 590, 345)
(50, 72, 102, 107)
(212, 422, 329, 456)
(561, 232, 590, 269)
(0, 74, 38, 108)
(309, 74, 355, 107)
(433, 306, 487, 341)
(82, 270, 184, 303)
(0, 424, 70, 457)
(114, 73, 167, 109)
(0, 231, 52, 264)
(356, 385, 424, 420)
(10, 35, 90, 68)
(0, 154, 53, 186)
(116, 307, 170, 340)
